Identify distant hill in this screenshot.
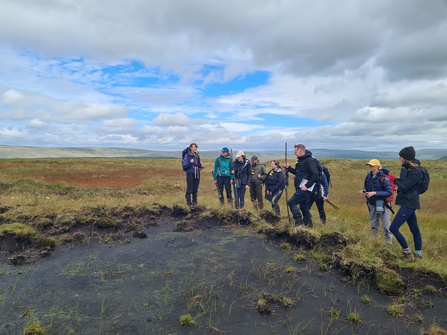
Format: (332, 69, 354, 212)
(1, 145, 447, 160)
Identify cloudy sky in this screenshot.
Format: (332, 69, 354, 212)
(1, 0, 447, 152)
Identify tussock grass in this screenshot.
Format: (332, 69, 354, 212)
(0, 222, 40, 238)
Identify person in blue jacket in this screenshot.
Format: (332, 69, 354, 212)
(213, 147, 233, 204)
(389, 146, 423, 260)
(182, 143, 203, 207)
(359, 159, 393, 244)
(264, 160, 285, 216)
(308, 170, 329, 224)
(231, 151, 251, 209)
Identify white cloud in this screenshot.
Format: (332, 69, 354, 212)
(152, 113, 191, 127)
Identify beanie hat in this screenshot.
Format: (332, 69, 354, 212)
(399, 146, 416, 161)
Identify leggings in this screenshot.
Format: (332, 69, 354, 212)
(389, 206, 422, 251)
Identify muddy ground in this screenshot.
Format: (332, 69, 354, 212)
(1, 205, 446, 335)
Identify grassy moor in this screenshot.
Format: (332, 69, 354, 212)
(1, 158, 447, 335)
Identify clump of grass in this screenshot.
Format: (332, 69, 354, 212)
(256, 299, 271, 314)
(346, 311, 362, 324)
(0, 223, 40, 238)
(376, 268, 405, 295)
(281, 243, 292, 251)
(329, 308, 340, 320)
(425, 285, 437, 293)
(39, 238, 56, 248)
(387, 303, 404, 317)
(293, 253, 306, 262)
(423, 326, 447, 335)
(179, 314, 195, 326)
(23, 313, 46, 335)
(408, 314, 423, 323)
(281, 297, 294, 308)
(361, 295, 372, 304)
(285, 266, 295, 274)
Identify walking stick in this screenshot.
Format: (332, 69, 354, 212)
(211, 170, 222, 199)
(326, 199, 340, 210)
(285, 142, 291, 224)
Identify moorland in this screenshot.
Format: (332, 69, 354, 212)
(0, 157, 446, 335)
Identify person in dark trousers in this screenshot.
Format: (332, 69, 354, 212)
(213, 147, 233, 204)
(182, 143, 203, 208)
(308, 170, 329, 224)
(265, 160, 285, 216)
(359, 159, 393, 244)
(250, 156, 266, 209)
(284, 144, 319, 227)
(389, 146, 423, 261)
(231, 151, 251, 209)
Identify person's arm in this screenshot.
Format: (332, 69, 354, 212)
(259, 165, 267, 181)
(306, 160, 320, 187)
(375, 177, 392, 199)
(395, 168, 422, 192)
(213, 158, 219, 180)
(321, 173, 329, 199)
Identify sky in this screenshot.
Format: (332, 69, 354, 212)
(1, 0, 447, 153)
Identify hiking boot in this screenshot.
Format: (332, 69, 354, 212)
(303, 219, 313, 228)
(403, 251, 415, 261)
(414, 252, 422, 259)
(295, 219, 304, 227)
(385, 237, 393, 245)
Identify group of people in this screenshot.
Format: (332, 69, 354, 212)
(183, 142, 425, 261)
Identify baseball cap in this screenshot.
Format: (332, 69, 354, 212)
(366, 159, 381, 167)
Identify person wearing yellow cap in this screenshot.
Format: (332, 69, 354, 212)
(359, 159, 393, 244)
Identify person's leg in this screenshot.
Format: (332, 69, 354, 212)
(314, 197, 326, 224)
(192, 177, 200, 205)
(272, 190, 283, 215)
(217, 177, 225, 204)
(256, 184, 264, 209)
(368, 203, 380, 236)
(249, 183, 257, 208)
(389, 207, 412, 250)
(406, 210, 422, 253)
(382, 206, 393, 244)
(299, 193, 312, 225)
(185, 174, 194, 206)
(288, 191, 305, 225)
(223, 177, 232, 202)
(238, 187, 247, 209)
(308, 194, 315, 210)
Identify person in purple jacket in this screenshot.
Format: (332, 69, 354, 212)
(182, 143, 203, 207)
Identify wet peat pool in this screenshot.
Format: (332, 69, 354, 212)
(1, 223, 446, 335)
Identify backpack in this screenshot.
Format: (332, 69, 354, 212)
(314, 159, 331, 188)
(380, 168, 395, 203)
(181, 147, 189, 171)
(417, 166, 430, 194)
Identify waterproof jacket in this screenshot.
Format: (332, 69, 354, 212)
(182, 149, 203, 176)
(395, 159, 422, 209)
(213, 155, 233, 180)
(232, 159, 252, 186)
(265, 168, 285, 194)
(286, 150, 319, 190)
(364, 170, 392, 205)
(250, 163, 267, 186)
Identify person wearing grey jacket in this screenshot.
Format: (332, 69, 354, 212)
(250, 156, 266, 209)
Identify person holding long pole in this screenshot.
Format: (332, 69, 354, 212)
(231, 151, 251, 209)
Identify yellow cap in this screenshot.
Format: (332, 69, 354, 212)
(366, 159, 381, 167)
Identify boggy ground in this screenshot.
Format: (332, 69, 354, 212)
(0, 204, 447, 335)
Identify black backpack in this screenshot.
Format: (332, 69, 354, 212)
(181, 147, 189, 171)
(314, 158, 331, 188)
(417, 166, 430, 194)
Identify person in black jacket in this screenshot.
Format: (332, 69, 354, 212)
(265, 160, 285, 216)
(231, 151, 252, 209)
(389, 146, 423, 261)
(284, 144, 319, 227)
